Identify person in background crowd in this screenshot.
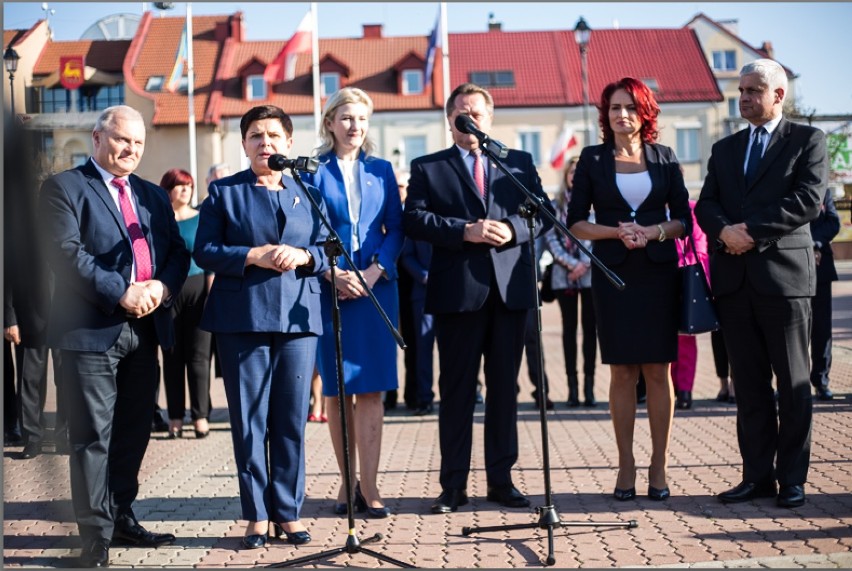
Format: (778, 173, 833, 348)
(671, 200, 709, 410)
(194, 105, 328, 548)
(809, 190, 840, 401)
(304, 87, 404, 519)
(390, 169, 417, 412)
(404, 82, 552, 514)
(567, 78, 690, 502)
(159, 168, 213, 439)
(204, 162, 231, 382)
(39, 105, 190, 567)
(307, 368, 327, 423)
(696, 59, 827, 508)
(711, 331, 735, 404)
(399, 236, 435, 415)
(546, 156, 598, 408)
(522, 236, 554, 410)
(206, 163, 232, 190)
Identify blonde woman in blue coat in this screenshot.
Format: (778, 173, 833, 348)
(304, 87, 404, 518)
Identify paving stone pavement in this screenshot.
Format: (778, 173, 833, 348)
(5, 262, 852, 569)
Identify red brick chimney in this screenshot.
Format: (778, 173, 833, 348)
(363, 24, 382, 39)
(760, 41, 774, 59)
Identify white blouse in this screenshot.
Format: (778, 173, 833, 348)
(615, 171, 652, 212)
(337, 157, 362, 251)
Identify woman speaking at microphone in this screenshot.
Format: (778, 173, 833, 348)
(194, 105, 329, 548)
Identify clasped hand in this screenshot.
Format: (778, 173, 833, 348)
(720, 223, 755, 255)
(463, 219, 512, 246)
(325, 265, 382, 301)
(252, 244, 310, 272)
(120, 280, 167, 318)
(616, 222, 652, 249)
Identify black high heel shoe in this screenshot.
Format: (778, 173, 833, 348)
(240, 523, 268, 549)
(613, 467, 637, 501)
(333, 482, 366, 515)
(648, 485, 671, 501)
(271, 522, 311, 545)
(355, 483, 391, 518)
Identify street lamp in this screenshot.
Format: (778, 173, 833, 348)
(573, 16, 592, 145)
(4, 46, 20, 117)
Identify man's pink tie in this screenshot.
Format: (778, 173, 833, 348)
(473, 151, 487, 199)
(111, 178, 152, 282)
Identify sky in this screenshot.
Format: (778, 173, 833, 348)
(4, 2, 852, 115)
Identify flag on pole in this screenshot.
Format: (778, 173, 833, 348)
(164, 20, 188, 93)
(264, 10, 313, 83)
(424, 7, 442, 88)
(549, 125, 578, 169)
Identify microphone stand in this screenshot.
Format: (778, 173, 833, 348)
(267, 169, 414, 569)
(459, 139, 636, 567)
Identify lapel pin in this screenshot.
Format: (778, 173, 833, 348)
(293, 196, 300, 207)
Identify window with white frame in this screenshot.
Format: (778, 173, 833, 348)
(711, 50, 737, 71)
(321, 72, 340, 97)
(246, 75, 266, 101)
(401, 135, 427, 166)
(518, 130, 541, 165)
(676, 127, 700, 162)
(402, 69, 424, 95)
(727, 96, 738, 117)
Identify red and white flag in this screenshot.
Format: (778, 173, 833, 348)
(264, 10, 313, 83)
(549, 125, 578, 169)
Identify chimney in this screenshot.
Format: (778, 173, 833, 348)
(488, 12, 502, 31)
(760, 41, 774, 59)
(230, 12, 244, 42)
(363, 24, 382, 39)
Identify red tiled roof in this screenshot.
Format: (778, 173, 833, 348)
(33, 39, 129, 75)
(5, 20, 43, 48)
(127, 13, 229, 125)
(450, 28, 721, 108)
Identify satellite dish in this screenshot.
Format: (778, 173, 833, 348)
(80, 13, 141, 40)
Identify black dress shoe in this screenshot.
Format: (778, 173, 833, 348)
(272, 523, 311, 545)
(413, 403, 434, 416)
(240, 533, 267, 549)
(112, 521, 176, 547)
(533, 393, 555, 411)
(486, 485, 531, 508)
(4, 429, 23, 446)
(815, 387, 834, 401)
(717, 480, 777, 504)
(151, 417, 170, 433)
(777, 484, 806, 508)
(80, 538, 110, 567)
(648, 485, 671, 501)
(355, 483, 391, 518)
(431, 489, 469, 513)
(20, 440, 41, 459)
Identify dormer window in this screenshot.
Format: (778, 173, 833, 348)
(246, 74, 266, 101)
(402, 69, 424, 95)
(321, 72, 340, 97)
(146, 76, 164, 91)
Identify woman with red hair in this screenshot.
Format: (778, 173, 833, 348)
(566, 77, 691, 502)
(159, 168, 213, 439)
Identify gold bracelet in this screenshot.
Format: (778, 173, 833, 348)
(657, 224, 666, 242)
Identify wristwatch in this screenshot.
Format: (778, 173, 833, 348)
(372, 255, 387, 275)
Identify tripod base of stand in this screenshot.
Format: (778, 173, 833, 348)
(462, 505, 638, 567)
(267, 531, 416, 568)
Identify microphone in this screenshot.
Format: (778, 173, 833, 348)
(267, 154, 320, 174)
(453, 115, 509, 159)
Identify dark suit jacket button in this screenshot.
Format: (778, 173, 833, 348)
(630, 211, 636, 218)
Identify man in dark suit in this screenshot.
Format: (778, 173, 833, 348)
(696, 59, 827, 509)
(39, 105, 190, 567)
(404, 83, 552, 513)
(810, 191, 840, 401)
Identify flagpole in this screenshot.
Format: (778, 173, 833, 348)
(311, 2, 321, 144)
(440, 1, 450, 148)
(186, 2, 198, 206)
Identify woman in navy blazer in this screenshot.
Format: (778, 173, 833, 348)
(303, 87, 404, 518)
(194, 106, 329, 548)
(566, 78, 691, 503)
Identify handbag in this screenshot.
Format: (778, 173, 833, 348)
(678, 235, 719, 335)
(540, 263, 556, 303)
